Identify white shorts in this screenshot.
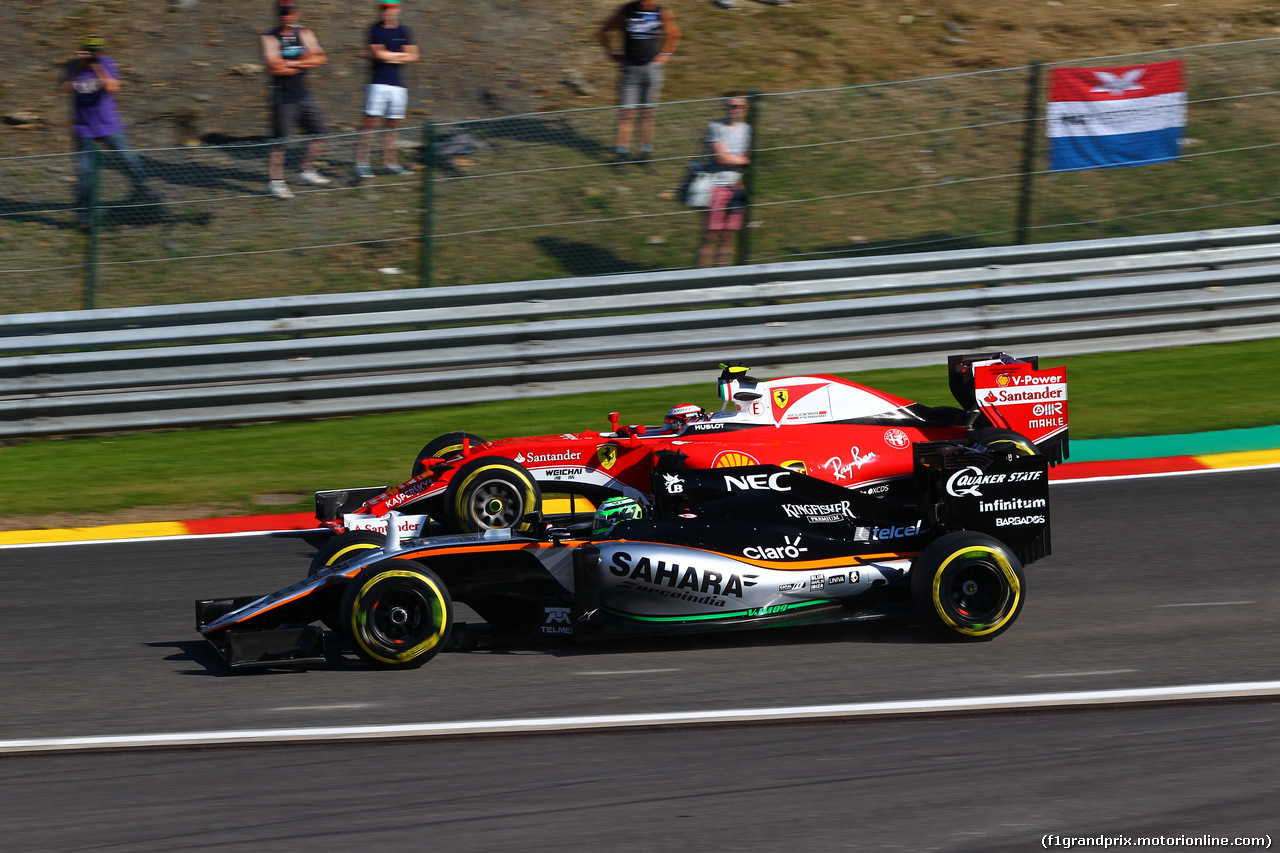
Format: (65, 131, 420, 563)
(364, 83, 408, 120)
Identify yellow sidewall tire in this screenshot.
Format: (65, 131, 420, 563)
(911, 531, 1026, 642)
(342, 564, 452, 669)
(411, 431, 486, 478)
(308, 530, 387, 578)
(329, 542, 379, 567)
(445, 457, 542, 533)
(972, 428, 1040, 458)
(931, 546, 1022, 637)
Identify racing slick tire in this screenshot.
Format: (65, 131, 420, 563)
(309, 531, 388, 635)
(442, 455, 542, 533)
(411, 431, 486, 479)
(911, 531, 1026, 642)
(308, 530, 388, 578)
(341, 560, 453, 670)
(970, 428, 1040, 457)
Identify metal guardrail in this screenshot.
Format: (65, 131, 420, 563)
(4, 224, 1280, 438)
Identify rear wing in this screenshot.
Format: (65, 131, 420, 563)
(948, 353, 1069, 465)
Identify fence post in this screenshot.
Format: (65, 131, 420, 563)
(83, 144, 102, 310)
(420, 119, 436, 287)
(736, 88, 761, 266)
(1015, 60, 1044, 246)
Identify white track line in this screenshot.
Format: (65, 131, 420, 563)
(576, 668, 680, 676)
(4, 681, 1279, 755)
(269, 704, 376, 712)
(1159, 601, 1252, 607)
(1024, 669, 1138, 678)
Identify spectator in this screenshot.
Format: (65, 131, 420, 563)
(698, 93, 752, 268)
(355, 0, 419, 179)
(60, 35, 155, 228)
(598, 0, 681, 167)
(261, 0, 331, 199)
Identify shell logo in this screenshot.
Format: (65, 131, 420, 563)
(996, 373, 1011, 386)
(713, 451, 759, 468)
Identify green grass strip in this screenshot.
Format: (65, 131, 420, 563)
(1073, 424, 1280, 461)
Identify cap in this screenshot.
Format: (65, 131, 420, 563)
(381, 0, 401, 5)
(80, 35, 105, 51)
(277, 0, 296, 15)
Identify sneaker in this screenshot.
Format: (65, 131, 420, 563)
(354, 163, 374, 179)
(269, 179, 294, 199)
(298, 168, 332, 186)
(383, 163, 410, 175)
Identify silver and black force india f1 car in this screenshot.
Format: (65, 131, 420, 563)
(196, 437, 1052, 671)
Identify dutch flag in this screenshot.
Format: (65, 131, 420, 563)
(1046, 60, 1186, 171)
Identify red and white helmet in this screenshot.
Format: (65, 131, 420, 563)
(664, 403, 705, 431)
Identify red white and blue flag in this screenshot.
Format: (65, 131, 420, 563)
(1046, 60, 1186, 171)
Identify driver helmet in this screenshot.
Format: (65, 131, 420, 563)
(663, 403, 705, 432)
(592, 496, 646, 537)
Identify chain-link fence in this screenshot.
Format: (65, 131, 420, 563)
(0, 129, 425, 311)
(4, 38, 1280, 312)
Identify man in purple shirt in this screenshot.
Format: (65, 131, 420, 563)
(60, 35, 154, 227)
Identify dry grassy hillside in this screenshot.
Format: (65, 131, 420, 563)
(2, 0, 1278, 156)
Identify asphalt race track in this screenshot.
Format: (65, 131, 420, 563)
(2, 469, 1278, 851)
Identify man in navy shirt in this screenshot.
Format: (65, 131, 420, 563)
(355, 0, 419, 178)
(261, 0, 331, 199)
(598, 0, 681, 167)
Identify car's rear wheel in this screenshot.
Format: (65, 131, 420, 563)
(411, 432, 485, 479)
(971, 428, 1040, 457)
(911, 531, 1025, 641)
(442, 456, 541, 533)
(341, 560, 453, 670)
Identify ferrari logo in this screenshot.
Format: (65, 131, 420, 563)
(782, 460, 808, 475)
(596, 445, 618, 470)
(769, 382, 824, 423)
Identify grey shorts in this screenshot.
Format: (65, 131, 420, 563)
(619, 62, 665, 107)
(270, 95, 327, 139)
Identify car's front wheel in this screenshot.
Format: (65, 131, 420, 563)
(442, 456, 542, 533)
(911, 531, 1025, 641)
(340, 560, 453, 670)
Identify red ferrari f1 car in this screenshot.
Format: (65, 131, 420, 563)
(313, 352, 1068, 539)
